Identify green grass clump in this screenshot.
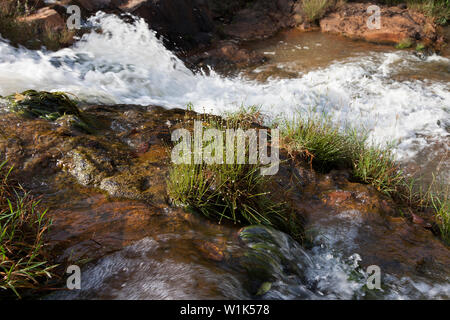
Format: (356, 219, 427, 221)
(302, 0, 332, 23)
(281, 114, 354, 171)
(380, 0, 449, 25)
(407, 0, 449, 25)
(2, 90, 81, 121)
(280, 113, 403, 194)
(0, 161, 56, 298)
(167, 116, 304, 242)
(431, 191, 449, 245)
(223, 105, 266, 127)
(280, 112, 449, 244)
(352, 143, 404, 194)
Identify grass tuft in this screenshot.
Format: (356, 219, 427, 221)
(167, 115, 304, 242)
(302, 0, 333, 23)
(380, 0, 449, 25)
(395, 38, 413, 49)
(0, 160, 56, 298)
(280, 111, 449, 244)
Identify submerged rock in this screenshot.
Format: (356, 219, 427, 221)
(237, 225, 313, 297)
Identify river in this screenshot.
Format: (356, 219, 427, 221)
(0, 12, 449, 299)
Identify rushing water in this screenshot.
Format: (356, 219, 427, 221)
(0, 13, 448, 168)
(0, 12, 449, 299)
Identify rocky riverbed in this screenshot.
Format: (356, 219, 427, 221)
(0, 0, 448, 300)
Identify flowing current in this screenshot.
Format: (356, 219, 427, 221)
(0, 13, 449, 299)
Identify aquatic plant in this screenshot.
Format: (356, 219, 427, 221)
(2, 90, 81, 121)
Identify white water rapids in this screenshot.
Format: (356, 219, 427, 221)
(0, 13, 449, 167)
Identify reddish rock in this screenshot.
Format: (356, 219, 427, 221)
(19, 7, 65, 32)
(319, 3, 437, 45)
(411, 213, 432, 229)
(324, 190, 353, 206)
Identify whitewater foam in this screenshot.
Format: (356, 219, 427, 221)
(0, 12, 449, 164)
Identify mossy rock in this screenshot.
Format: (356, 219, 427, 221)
(2, 90, 82, 121)
(238, 226, 311, 296)
(395, 38, 413, 49)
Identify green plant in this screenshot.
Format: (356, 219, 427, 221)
(431, 191, 449, 245)
(416, 43, 426, 51)
(223, 105, 265, 126)
(0, 161, 56, 298)
(396, 38, 413, 49)
(302, 0, 332, 23)
(407, 0, 450, 25)
(352, 143, 404, 194)
(279, 111, 449, 244)
(2, 90, 81, 121)
(167, 116, 304, 241)
(280, 113, 354, 171)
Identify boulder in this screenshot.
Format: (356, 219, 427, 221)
(118, 0, 215, 48)
(319, 3, 437, 45)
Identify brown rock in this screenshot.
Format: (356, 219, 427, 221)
(319, 3, 436, 45)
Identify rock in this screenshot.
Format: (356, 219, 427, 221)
(411, 213, 432, 229)
(66, 147, 115, 186)
(119, 0, 215, 49)
(195, 241, 226, 262)
(221, 0, 297, 40)
(238, 225, 311, 297)
(187, 41, 266, 73)
(18, 7, 66, 32)
(319, 3, 437, 46)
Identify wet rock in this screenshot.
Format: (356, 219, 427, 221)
(237, 225, 312, 297)
(319, 3, 438, 46)
(66, 147, 115, 186)
(221, 0, 298, 41)
(437, 118, 450, 133)
(187, 41, 266, 73)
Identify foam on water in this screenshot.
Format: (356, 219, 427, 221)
(0, 13, 448, 163)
